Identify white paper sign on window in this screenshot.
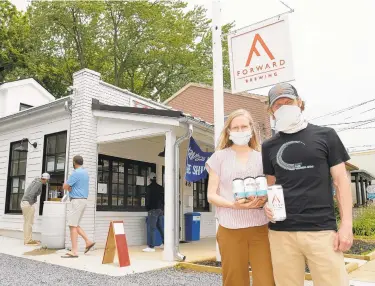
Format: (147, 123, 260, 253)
(97, 183, 108, 194)
(136, 176, 144, 186)
(141, 197, 146, 207)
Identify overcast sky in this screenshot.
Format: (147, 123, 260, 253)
(10, 0, 375, 151)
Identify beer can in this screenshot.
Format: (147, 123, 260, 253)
(232, 178, 245, 200)
(255, 176, 268, 197)
(267, 185, 286, 221)
(244, 176, 257, 199)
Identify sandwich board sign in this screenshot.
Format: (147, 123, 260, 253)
(102, 220, 130, 267)
(228, 14, 294, 93)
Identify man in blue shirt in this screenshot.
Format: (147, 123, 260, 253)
(62, 155, 95, 258)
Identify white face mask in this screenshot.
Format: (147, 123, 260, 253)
(274, 105, 306, 133)
(229, 130, 252, 146)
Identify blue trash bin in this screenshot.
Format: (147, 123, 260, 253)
(184, 212, 201, 241)
(146, 215, 164, 246)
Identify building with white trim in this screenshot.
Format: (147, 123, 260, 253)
(0, 69, 216, 261)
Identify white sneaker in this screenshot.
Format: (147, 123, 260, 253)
(142, 247, 155, 252)
(157, 244, 164, 249)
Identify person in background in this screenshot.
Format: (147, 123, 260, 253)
(62, 155, 95, 258)
(143, 172, 165, 252)
(21, 173, 50, 245)
(206, 109, 275, 286)
(262, 82, 353, 286)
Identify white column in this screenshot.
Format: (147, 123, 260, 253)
(163, 130, 176, 261)
(212, 0, 224, 262)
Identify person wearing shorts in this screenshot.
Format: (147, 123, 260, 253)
(62, 155, 95, 258)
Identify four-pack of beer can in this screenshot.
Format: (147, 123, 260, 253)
(232, 175, 268, 200)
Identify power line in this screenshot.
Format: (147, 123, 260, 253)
(321, 119, 375, 126)
(311, 98, 375, 121)
(337, 117, 375, 132)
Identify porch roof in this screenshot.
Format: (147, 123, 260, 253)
(351, 169, 375, 181)
(92, 99, 214, 131)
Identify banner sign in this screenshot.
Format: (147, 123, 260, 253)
(185, 137, 212, 182)
(228, 14, 294, 93)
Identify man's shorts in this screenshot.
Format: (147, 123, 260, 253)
(67, 198, 87, 227)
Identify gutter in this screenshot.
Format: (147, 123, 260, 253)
(0, 97, 69, 124)
(174, 118, 193, 261)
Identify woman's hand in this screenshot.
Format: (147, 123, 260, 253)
(233, 198, 263, 209)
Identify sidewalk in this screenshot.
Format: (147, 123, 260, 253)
(0, 236, 216, 277)
(350, 259, 375, 284)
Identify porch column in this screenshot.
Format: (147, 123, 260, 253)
(365, 180, 369, 203)
(360, 176, 365, 206)
(355, 174, 360, 206)
(163, 130, 176, 261)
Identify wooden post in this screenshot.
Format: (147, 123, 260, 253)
(360, 177, 365, 206)
(355, 174, 360, 206)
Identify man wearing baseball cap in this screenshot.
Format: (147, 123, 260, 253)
(262, 83, 353, 285)
(143, 172, 165, 252)
(21, 172, 50, 245)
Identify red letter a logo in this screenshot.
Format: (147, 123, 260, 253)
(245, 34, 275, 67)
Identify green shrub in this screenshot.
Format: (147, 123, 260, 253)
(353, 207, 375, 237)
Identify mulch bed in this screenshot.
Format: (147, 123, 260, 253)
(345, 239, 375, 255)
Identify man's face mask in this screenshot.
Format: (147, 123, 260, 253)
(274, 105, 302, 132)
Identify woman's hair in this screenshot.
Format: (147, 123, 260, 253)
(216, 109, 261, 151)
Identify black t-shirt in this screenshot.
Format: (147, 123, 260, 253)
(146, 181, 165, 211)
(262, 124, 350, 231)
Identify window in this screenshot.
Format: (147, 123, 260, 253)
(40, 131, 67, 214)
(19, 103, 33, 111)
(45, 132, 67, 173)
(193, 177, 209, 212)
(97, 155, 155, 211)
(5, 141, 28, 213)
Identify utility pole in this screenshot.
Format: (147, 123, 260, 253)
(212, 0, 224, 262)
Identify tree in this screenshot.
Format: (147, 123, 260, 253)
(2, 1, 234, 99)
(0, 1, 30, 83)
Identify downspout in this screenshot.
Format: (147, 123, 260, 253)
(62, 91, 73, 202)
(174, 119, 193, 261)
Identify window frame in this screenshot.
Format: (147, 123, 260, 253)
(19, 103, 33, 111)
(97, 154, 156, 212)
(39, 131, 67, 215)
(5, 140, 29, 214)
(193, 176, 210, 212)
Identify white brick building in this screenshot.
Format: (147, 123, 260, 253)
(0, 69, 216, 261)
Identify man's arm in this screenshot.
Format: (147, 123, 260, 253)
(331, 162, 353, 254)
(63, 172, 77, 192)
(331, 163, 352, 225)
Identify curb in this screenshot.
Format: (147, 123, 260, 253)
(344, 251, 375, 261)
(177, 261, 359, 281)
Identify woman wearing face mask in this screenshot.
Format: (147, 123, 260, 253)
(205, 109, 275, 286)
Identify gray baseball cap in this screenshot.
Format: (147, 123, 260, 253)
(268, 82, 299, 106)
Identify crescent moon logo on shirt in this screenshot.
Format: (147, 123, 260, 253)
(276, 141, 315, 171)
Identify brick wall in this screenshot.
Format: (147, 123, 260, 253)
(166, 85, 271, 140)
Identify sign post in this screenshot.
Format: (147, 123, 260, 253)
(102, 220, 131, 267)
(212, 0, 225, 262)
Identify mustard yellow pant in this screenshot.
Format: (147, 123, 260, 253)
(217, 224, 275, 286)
